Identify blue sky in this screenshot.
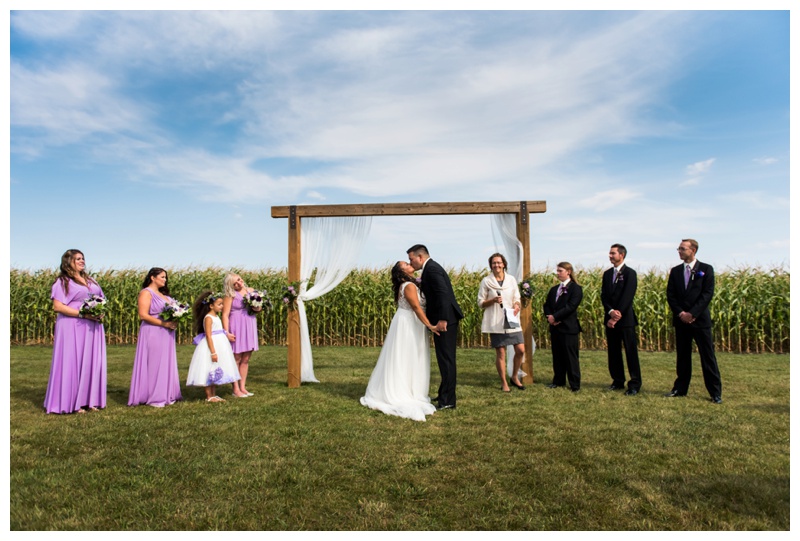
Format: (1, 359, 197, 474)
(7, 7, 792, 274)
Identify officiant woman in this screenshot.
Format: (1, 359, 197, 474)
(477, 253, 526, 393)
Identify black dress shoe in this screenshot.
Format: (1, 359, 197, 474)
(510, 380, 525, 390)
(607, 384, 625, 391)
(570, 388, 580, 393)
(664, 390, 686, 397)
(436, 404, 455, 411)
(711, 396, 722, 404)
(624, 388, 639, 396)
(546, 383, 561, 389)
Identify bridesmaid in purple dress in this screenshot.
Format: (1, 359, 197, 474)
(222, 273, 261, 397)
(44, 249, 107, 414)
(128, 267, 182, 407)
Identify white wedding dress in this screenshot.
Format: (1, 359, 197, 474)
(360, 282, 436, 421)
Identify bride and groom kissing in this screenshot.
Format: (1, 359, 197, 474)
(360, 244, 464, 422)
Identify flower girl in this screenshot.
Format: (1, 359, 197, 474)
(186, 291, 241, 402)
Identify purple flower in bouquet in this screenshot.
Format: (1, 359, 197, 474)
(518, 276, 535, 306)
(283, 281, 302, 311)
(207, 367, 225, 386)
(242, 289, 272, 315)
(159, 299, 191, 322)
(79, 294, 107, 319)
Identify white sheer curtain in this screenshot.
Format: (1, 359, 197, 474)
(491, 214, 523, 281)
(490, 214, 534, 377)
(297, 216, 372, 382)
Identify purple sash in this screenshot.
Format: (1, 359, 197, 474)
(192, 329, 227, 346)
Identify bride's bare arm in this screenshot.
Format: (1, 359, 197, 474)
(403, 282, 440, 335)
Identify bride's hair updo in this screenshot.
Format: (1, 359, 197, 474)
(391, 262, 415, 303)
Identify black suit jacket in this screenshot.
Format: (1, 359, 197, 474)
(666, 261, 715, 329)
(420, 259, 464, 325)
(600, 265, 638, 327)
(543, 281, 583, 334)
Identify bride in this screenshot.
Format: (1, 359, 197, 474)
(360, 261, 439, 421)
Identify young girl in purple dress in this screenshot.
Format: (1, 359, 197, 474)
(222, 273, 261, 397)
(44, 249, 107, 414)
(186, 291, 240, 403)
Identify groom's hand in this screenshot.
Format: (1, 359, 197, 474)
(436, 320, 448, 332)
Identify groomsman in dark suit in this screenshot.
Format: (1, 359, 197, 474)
(543, 262, 583, 392)
(665, 239, 722, 403)
(407, 244, 464, 410)
(601, 244, 642, 395)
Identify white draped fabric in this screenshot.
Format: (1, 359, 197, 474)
(297, 216, 372, 382)
(490, 214, 534, 378)
(491, 214, 523, 281)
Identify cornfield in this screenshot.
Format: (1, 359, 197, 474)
(9, 266, 789, 353)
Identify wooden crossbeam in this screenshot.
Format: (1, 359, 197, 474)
(272, 201, 546, 218)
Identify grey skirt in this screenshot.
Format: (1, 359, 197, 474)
(490, 332, 524, 348)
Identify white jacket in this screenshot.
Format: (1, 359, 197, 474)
(478, 273, 521, 334)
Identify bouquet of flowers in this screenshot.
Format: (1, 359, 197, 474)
(159, 299, 191, 322)
(207, 366, 225, 385)
(282, 281, 302, 311)
(518, 276, 534, 307)
(242, 289, 272, 315)
(79, 294, 107, 319)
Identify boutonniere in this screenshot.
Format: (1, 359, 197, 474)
(614, 272, 624, 283)
(690, 268, 705, 281)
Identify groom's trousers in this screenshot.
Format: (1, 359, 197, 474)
(433, 321, 459, 407)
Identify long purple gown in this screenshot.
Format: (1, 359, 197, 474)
(44, 279, 107, 414)
(228, 291, 259, 354)
(128, 289, 182, 407)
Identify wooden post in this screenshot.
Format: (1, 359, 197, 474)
(287, 206, 302, 388)
(517, 202, 534, 384)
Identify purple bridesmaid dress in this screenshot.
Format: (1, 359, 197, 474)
(128, 289, 182, 407)
(228, 292, 259, 354)
(44, 279, 107, 414)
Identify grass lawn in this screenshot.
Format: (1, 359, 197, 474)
(10, 345, 789, 530)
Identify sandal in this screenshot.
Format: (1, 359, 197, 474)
(206, 396, 225, 403)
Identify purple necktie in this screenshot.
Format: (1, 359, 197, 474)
(556, 284, 567, 301)
(684, 265, 691, 287)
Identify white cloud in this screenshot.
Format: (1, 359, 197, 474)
(685, 158, 715, 176)
(10, 62, 152, 154)
(638, 241, 677, 250)
(8, 11, 712, 205)
(679, 177, 701, 187)
(576, 189, 641, 212)
(753, 157, 778, 165)
(719, 191, 790, 210)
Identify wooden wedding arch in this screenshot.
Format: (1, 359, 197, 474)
(271, 201, 547, 388)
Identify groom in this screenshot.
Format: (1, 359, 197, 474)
(407, 244, 464, 410)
